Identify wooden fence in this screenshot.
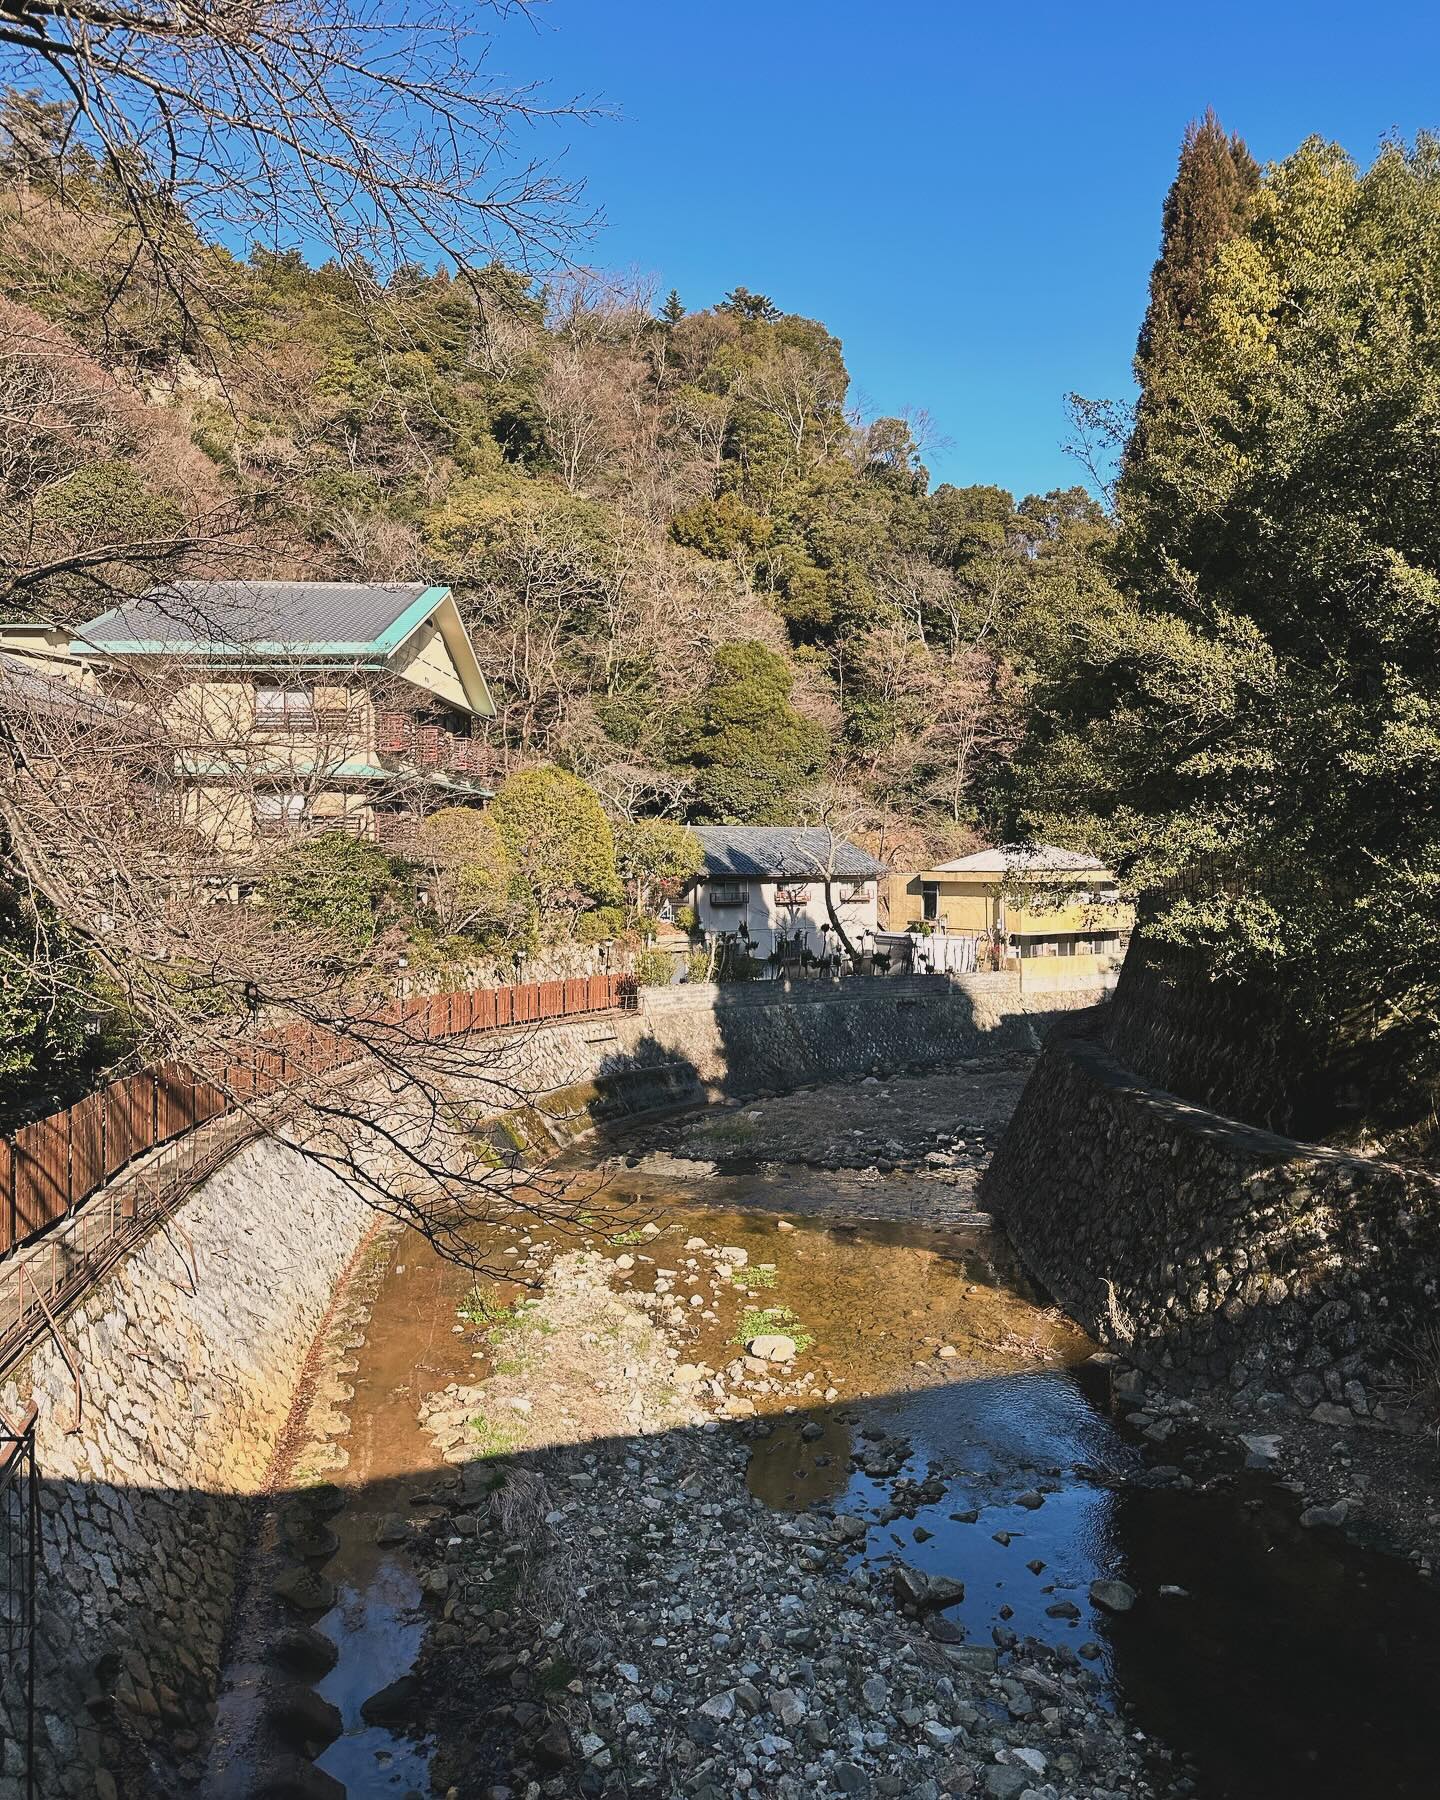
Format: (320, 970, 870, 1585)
(0, 973, 630, 1260)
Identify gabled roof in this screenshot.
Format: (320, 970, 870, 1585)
(930, 843, 1108, 876)
(78, 581, 440, 655)
(76, 580, 495, 718)
(692, 826, 887, 882)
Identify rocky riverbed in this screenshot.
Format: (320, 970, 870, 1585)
(209, 1062, 1440, 1800)
(409, 1246, 1153, 1800)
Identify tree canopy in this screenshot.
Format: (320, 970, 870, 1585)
(1017, 128, 1440, 1138)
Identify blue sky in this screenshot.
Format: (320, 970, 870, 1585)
(493, 0, 1440, 497)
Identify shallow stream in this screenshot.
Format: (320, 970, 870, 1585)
(286, 1149, 1440, 1800)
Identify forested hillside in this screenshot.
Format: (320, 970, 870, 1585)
(0, 96, 1112, 855)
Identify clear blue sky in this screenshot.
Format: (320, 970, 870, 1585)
(494, 0, 1440, 497)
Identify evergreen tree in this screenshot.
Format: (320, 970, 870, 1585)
(719, 286, 781, 323)
(660, 288, 685, 324)
(682, 641, 826, 823)
(1135, 109, 1260, 385)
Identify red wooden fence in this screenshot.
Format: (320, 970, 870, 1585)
(0, 972, 633, 1258)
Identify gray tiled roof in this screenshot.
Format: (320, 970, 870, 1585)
(932, 844, 1107, 874)
(0, 654, 142, 725)
(692, 827, 887, 881)
(79, 581, 439, 655)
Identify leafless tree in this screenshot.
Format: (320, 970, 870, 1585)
(0, 0, 597, 328)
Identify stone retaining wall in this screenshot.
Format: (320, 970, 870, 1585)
(623, 973, 1103, 1096)
(984, 1021, 1440, 1420)
(0, 1133, 374, 1800)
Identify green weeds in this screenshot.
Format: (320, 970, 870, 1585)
(727, 1264, 777, 1291)
(734, 1304, 813, 1355)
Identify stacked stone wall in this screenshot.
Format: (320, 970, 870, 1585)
(985, 1022, 1440, 1419)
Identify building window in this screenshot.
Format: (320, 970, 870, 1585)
(921, 881, 939, 921)
(255, 683, 315, 729)
(254, 792, 307, 838)
(707, 881, 747, 908)
(775, 883, 812, 908)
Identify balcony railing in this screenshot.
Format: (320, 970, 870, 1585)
(378, 711, 491, 782)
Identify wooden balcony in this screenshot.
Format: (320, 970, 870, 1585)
(377, 711, 491, 782)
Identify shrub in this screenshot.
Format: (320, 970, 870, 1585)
(576, 904, 626, 944)
(636, 947, 675, 987)
(262, 832, 395, 948)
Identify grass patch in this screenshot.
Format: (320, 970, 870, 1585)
(701, 1117, 758, 1144)
(468, 1413, 522, 1456)
(457, 1289, 553, 1345)
(727, 1264, 777, 1291)
(456, 1286, 515, 1328)
(734, 1304, 814, 1355)
(608, 1225, 647, 1246)
(539, 1654, 577, 1692)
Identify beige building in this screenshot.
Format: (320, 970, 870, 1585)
(58, 580, 496, 858)
(885, 844, 1133, 980)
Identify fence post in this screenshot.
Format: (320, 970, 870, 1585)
(0, 1139, 12, 1257)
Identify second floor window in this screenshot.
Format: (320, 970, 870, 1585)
(921, 881, 939, 921)
(255, 683, 315, 730)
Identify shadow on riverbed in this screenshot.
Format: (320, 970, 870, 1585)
(34, 1372, 1440, 1800)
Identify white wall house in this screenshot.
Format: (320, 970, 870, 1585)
(688, 827, 884, 961)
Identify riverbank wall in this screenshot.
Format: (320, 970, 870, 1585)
(985, 1013, 1440, 1422)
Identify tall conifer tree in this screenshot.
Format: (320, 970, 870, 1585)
(1135, 109, 1260, 385)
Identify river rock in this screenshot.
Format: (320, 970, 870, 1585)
(1300, 1499, 1352, 1528)
(266, 1684, 343, 1750)
(360, 1673, 421, 1725)
(269, 1626, 339, 1678)
(257, 1755, 347, 1800)
(532, 1722, 573, 1766)
(746, 1334, 797, 1363)
(271, 1566, 336, 1613)
(1089, 1578, 1137, 1613)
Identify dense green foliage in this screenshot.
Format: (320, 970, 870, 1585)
(0, 882, 129, 1127)
(261, 834, 397, 949)
(680, 642, 826, 823)
(1018, 127, 1440, 1134)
